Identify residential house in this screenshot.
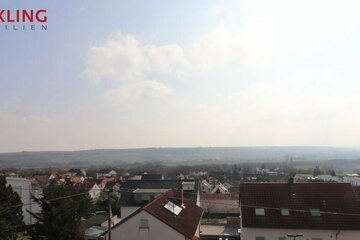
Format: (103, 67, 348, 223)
(89, 182, 103, 201)
(243, 173, 263, 182)
(49, 172, 61, 181)
(100, 190, 203, 240)
(201, 180, 213, 194)
(96, 169, 117, 179)
(6, 177, 41, 225)
(206, 177, 219, 185)
(210, 183, 230, 194)
(239, 182, 360, 240)
(177, 173, 185, 180)
(119, 179, 200, 218)
(188, 171, 208, 179)
(223, 182, 234, 190)
(66, 168, 86, 177)
(343, 176, 360, 186)
(201, 193, 239, 215)
(293, 174, 314, 183)
(315, 174, 342, 182)
(74, 179, 103, 201)
(32, 174, 50, 187)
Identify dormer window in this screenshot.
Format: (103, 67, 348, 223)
(281, 208, 290, 216)
(255, 208, 265, 216)
(310, 208, 321, 217)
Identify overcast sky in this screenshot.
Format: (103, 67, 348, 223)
(1, 0, 360, 152)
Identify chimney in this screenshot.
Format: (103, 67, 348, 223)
(181, 187, 186, 208)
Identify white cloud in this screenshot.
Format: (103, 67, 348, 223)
(83, 34, 147, 83)
(144, 44, 189, 76)
(104, 80, 172, 105)
(78, 0, 360, 148)
(82, 26, 250, 105)
(189, 26, 245, 72)
(83, 33, 188, 105)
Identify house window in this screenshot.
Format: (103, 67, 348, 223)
(255, 208, 265, 216)
(256, 237, 265, 240)
(139, 219, 149, 229)
(281, 208, 290, 216)
(310, 209, 321, 217)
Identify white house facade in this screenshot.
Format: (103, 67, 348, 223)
(6, 177, 41, 225)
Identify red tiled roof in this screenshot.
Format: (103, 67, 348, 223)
(110, 190, 203, 239)
(352, 186, 360, 200)
(33, 175, 49, 187)
(239, 182, 360, 230)
(143, 190, 203, 239)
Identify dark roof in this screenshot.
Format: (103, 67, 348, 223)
(120, 180, 199, 206)
(97, 169, 112, 174)
(239, 182, 360, 230)
(209, 171, 227, 179)
(112, 190, 203, 239)
(141, 174, 162, 180)
(201, 193, 238, 200)
(82, 214, 108, 229)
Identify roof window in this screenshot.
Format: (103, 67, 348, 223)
(310, 208, 321, 217)
(281, 208, 290, 216)
(163, 201, 183, 215)
(255, 208, 265, 216)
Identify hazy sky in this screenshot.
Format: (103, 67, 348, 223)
(2, 0, 360, 152)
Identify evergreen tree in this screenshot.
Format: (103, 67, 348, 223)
(29, 179, 92, 240)
(0, 176, 25, 240)
(313, 165, 322, 176)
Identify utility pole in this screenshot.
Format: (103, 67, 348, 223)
(104, 187, 113, 240)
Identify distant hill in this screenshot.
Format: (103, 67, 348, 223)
(1, 146, 360, 168)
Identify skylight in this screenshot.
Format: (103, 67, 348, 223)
(164, 201, 183, 216)
(255, 208, 265, 216)
(281, 208, 290, 216)
(310, 209, 321, 217)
